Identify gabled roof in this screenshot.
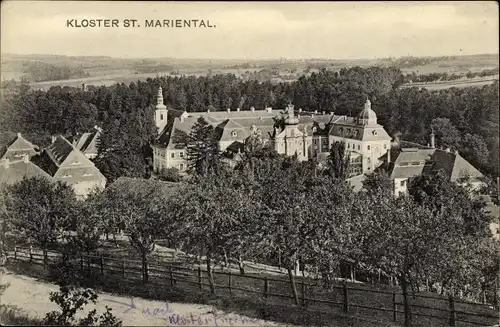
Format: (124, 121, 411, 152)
(390, 147, 484, 181)
(34, 135, 106, 182)
(0, 160, 52, 187)
(346, 174, 367, 193)
(74, 128, 101, 155)
(0, 133, 39, 160)
(215, 119, 249, 142)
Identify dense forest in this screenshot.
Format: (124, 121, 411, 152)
(0, 66, 498, 180)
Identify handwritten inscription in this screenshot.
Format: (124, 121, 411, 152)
(104, 297, 264, 325)
(165, 313, 262, 326)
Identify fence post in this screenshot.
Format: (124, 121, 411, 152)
(29, 245, 33, 262)
(448, 294, 456, 327)
(169, 266, 174, 286)
(228, 271, 232, 294)
(301, 281, 306, 307)
(121, 260, 125, 278)
(392, 292, 397, 322)
(14, 246, 17, 260)
(264, 277, 269, 299)
(100, 255, 104, 275)
(198, 266, 202, 291)
(342, 282, 349, 312)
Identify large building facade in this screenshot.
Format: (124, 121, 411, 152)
(151, 87, 392, 176)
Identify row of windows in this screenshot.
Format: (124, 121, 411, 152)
(62, 173, 93, 178)
(170, 151, 185, 159)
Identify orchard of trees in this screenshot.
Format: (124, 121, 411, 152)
(0, 66, 498, 183)
(1, 125, 498, 327)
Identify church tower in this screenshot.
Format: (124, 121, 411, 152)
(155, 87, 168, 133)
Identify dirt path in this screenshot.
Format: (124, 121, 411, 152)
(0, 271, 294, 326)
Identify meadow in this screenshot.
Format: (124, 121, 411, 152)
(2, 53, 498, 90)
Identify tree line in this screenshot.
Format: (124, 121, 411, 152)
(1, 126, 498, 327)
(0, 66, 498, 182)
(402, 68, 499, 84)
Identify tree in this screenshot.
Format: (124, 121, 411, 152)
(158, 167, 181, 182)
(172, 170, 257, 293)
(362, 169, 393, 197)
(69, 193, 106, 271)
(43, 284, 122, 326)
(97, 179, 181, 283)
(5, 176, 78, 263)
(326, 141, 350, 180)
(430, 118, 461, 150)
(186, 117, 221, 176)
(460, 133, 490, 170)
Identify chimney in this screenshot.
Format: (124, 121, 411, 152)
(207, 108, 210, 113)
(430, 130, 435, 149)
(250, 106, 255, 112)
(237, 108, 240, 112)
(23, 154, 29, 163)
(298, 108, 302, 113)
(266, 107, 272, 113)
(3, 158, 9, 169)
(311, 114, 315, 119)
(51, 135, 57, 143)
(314, 110, 318, 114)
(329, 112, 333, 116)
(17, 132, 21, 138)
(227, 108, 230, 113)
(445, 147, 451, 153)
(322, 111, 325, 115)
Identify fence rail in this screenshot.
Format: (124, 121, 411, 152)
(6, 246, 499, 327)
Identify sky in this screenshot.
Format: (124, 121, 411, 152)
(1, 1, 498, 60)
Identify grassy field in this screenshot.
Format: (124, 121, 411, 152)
(1, 53, 498, 90)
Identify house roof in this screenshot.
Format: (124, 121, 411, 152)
(0, 133, 39, 160)
(0, 160, 52, 187)
(390, 147, 484, 181)
(346, 174, 367, 193)
(74, 128, 101, 155)
(33, 135, 106, 182)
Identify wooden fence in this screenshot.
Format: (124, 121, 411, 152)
(7, 246, 500, 327)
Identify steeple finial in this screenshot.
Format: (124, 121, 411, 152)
(364, 98, 371, 110)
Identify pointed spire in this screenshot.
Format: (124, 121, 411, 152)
(156, 86, 167, 111)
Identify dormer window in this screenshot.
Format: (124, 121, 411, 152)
(231, 131, 237, 137)
(339, 127, 343, 135)
(71, 161, 80, 165)
(62, 174, 72, 178)
(354, 130, 359, 137)
(312, 127, 317, 133)
(372, 131, 378, 136)
(83, 173, 93, 177)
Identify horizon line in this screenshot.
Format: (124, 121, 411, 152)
(2, 52, 499, 62)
